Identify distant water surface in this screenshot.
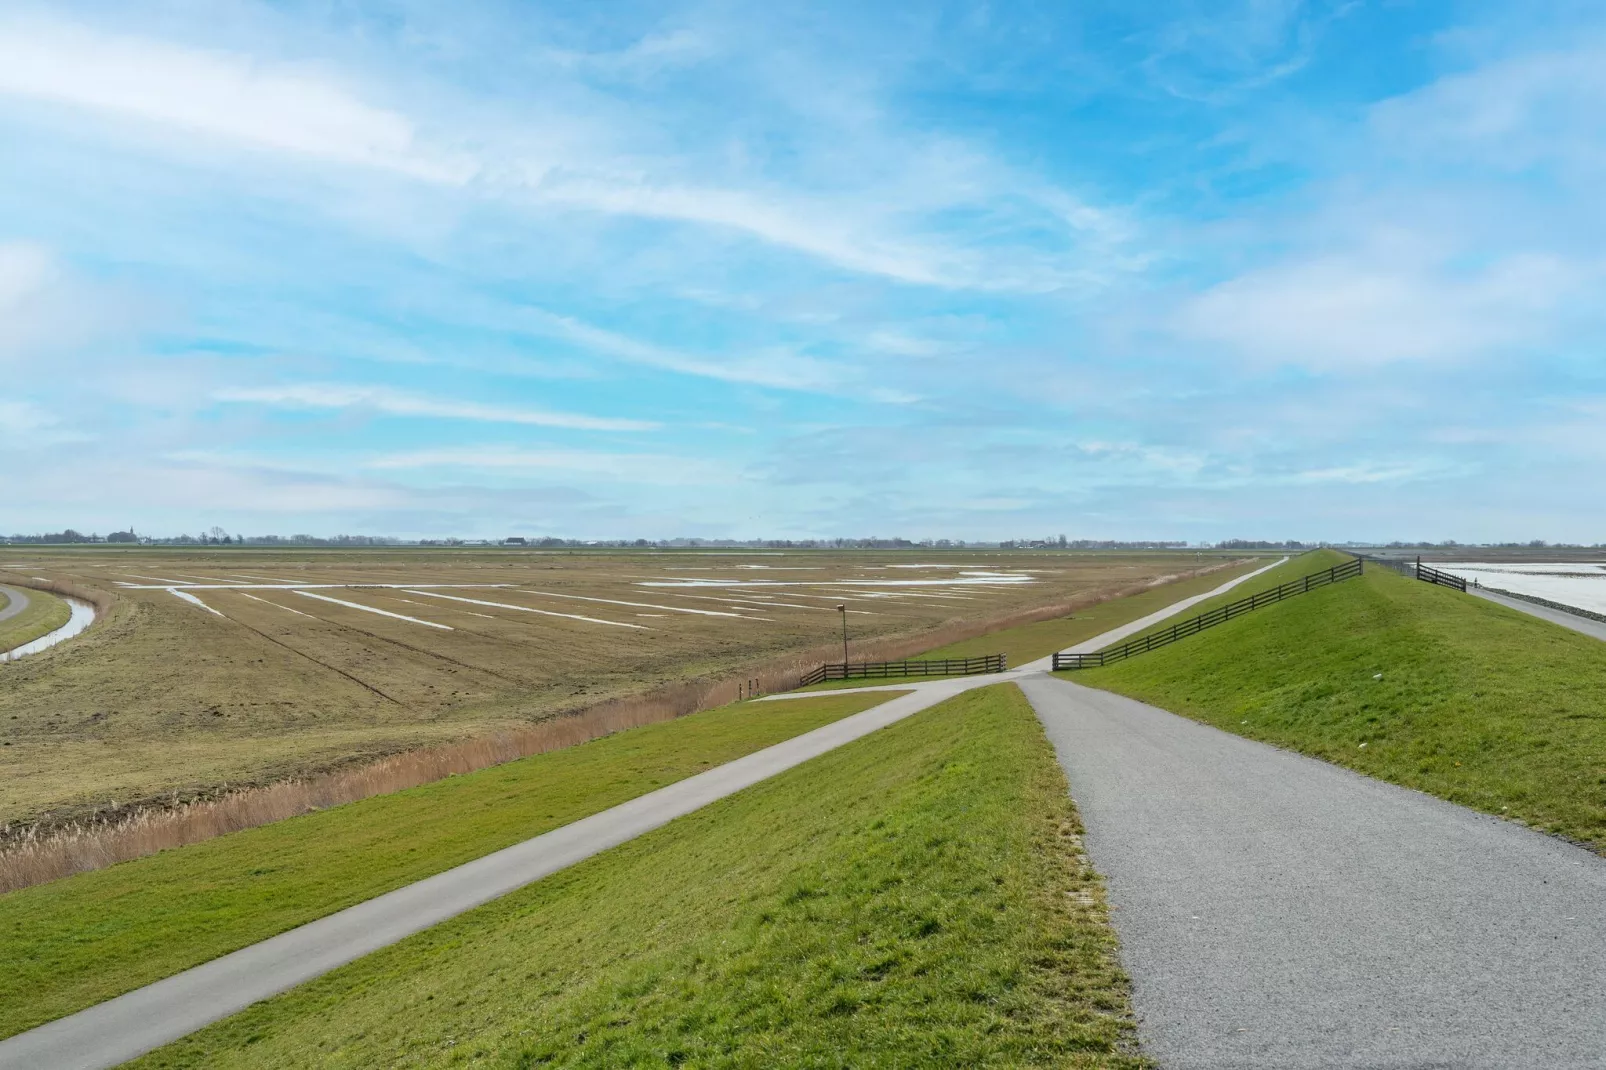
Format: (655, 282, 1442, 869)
(1438, 562, 1606, 615)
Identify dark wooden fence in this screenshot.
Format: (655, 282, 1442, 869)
(797, 654, 1006, 688)
(1053, 559, 1363, 671)
(1415, 563, 1468, 592)
(1349, 552, 1469, 592)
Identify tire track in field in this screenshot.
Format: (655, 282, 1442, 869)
(215, 608, 411, 708)
(250, 595, 541, 688)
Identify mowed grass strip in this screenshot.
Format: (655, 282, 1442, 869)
(793, 558, 1271, 691)
(1075, 565, 1606, 851)
(0, 691, 901, 1039)
(0, 586, 71, 654)
(1114, 548, 1345, 647)
(130, 685, 1147, 1069)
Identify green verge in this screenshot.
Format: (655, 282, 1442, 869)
(0, 586, 71, 655)
(1115, 548, 1347, 646)
(131, 684, 1147, 1069)
(1073, 564, 1606, 852)
(0, 691, 902, 1039)
(793, 558, 1271, 691)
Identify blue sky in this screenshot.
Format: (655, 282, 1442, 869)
(2, 0, 1603, 542)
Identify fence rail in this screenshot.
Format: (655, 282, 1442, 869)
(1053, 559, 1363, 671)
(1415, 563, 1468, 592)
(1350, 552, 1468, 593)
(797, 654, 1006, 688)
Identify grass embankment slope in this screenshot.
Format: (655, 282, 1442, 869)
(133, 685, 1146, 1069)
(1077, 561, 1606, 852)
(1115, 549, 1345, 646)
(0, 691, 901, 1040)
(0, 586, 71, 655)
(796, 557, 1268, 691)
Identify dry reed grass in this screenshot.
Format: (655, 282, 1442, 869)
(0, 574, 117, 618)
(0, 561, 1237, 895)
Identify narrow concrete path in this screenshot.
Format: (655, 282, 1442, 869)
(1020, 674, 1606, 1069)
(0, 687, 969, 1070)
(0, 584, 29, 624)
(1014, 555, 1287, 670)
(1473, 587, 1606, 644)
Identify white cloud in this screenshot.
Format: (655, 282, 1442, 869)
(0, 241, 56, 305)
(1174, 251, 1584, 368)
(526, 175, 962, 287)
(0, 243, 59, 359)
(0, 15, 472, 182)
(517, 308, 846, 392)
(545, 28, 716, 78)
(1284, 461, 1460, 486)
(214, 383, 657, 431)
(0, 399, 57, 434)
(0, 16, 1130, 292)
(366, 446, 734, 485)
(1370, 41, 1606, 176)
(0, 241, 147, 363)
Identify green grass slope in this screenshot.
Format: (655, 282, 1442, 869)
(0, 586, 71, 654)
(1075, 565, 1606, 851)
(795, 558, 1269, 691)
(132, 685, 1146, 1069)
(1116, 548, 1348, 647)
(0, 691, 901, 1039)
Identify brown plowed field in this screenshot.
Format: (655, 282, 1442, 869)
(0, 547, 1238, 827)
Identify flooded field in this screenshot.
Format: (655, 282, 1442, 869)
(0, 546, 1241, 827)
(1438, 561, 1606, 614)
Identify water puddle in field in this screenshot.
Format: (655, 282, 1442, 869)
(638, 570, 1038, 589)
(1, 594, 97, 662)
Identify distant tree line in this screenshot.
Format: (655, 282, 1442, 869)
(6, 531, 1601, 551)
(1215, 540, 1320, 550)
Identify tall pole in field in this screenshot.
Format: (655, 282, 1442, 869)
(837, 604, 848, 667)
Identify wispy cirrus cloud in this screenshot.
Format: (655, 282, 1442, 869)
(1173, 250, 1587, 369)
(214, 383, 656, 431)
(366, 446, 735, 485)
(0, 15, 472, 182)
(517, 308, 847, 392)
(0, 12, 1129, 292)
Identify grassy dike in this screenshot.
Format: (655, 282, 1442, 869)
(1115, 548, 1345, 646)
(795, 557, 1270, 691)
(1074, 561, 1606, 852)
(131, 685, 1147, 1069)
(0, 691, 902, 1040)
(0, 586, 71, 655)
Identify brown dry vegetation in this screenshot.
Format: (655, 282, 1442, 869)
(0, 547, 1247, 841)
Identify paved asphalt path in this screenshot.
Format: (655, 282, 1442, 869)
(0, 584, 29, 624)
(1020, 673, 1606, 1069)
(1472, 587, 1606, 645)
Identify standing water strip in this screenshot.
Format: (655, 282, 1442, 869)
(0, 595, 97, 662)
